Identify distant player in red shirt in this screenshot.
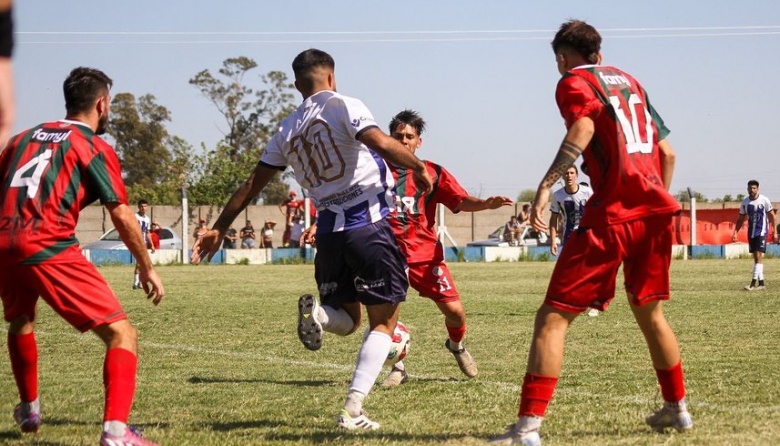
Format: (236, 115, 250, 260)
(279, 190, 300, 247)
(491, 21, 690, 445)
(0, 67, 164, 445)
(381, 109, 512, 386)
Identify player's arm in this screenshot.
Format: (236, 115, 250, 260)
(531, 117, 594, 232)
(733, 212, 746, 242)
(107, 202, 164, 304)
(549, 212, 560, 254)
(769, 208, 776, 240)
(192, 163, 279, 263)
(456, 195, 513, 212)
(358, 127, 433, 194)
(658, 139, 675, 191)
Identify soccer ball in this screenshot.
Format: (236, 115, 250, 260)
(385, 321, 411, 366)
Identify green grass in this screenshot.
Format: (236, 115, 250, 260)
(1, 259, 780, 445)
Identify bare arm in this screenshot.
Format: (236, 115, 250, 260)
(358, 127, 433, 194)
(658, 139, 676, 190)
(531, 117, 594, 232)
(191, 163, 279, 263)
(549, 212, 560, 256)
(107, 202, 164, 304)
(733, 213, 746, 242)
(456, 195, 513, 212)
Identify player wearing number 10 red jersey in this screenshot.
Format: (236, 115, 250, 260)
(491, 21, 690, 446)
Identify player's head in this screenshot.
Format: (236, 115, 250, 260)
(563, 165, 579, 188)
(137, 199, 148, 214)
(510, 215, 517, 222)
(198, 218, 206, 226)
(551, 20, 602, 75)
(289, 190, 297, 197)
(747, 179, 759, 198)
(245, 220, 252, 226)
(63, 67, 113, 135)
(292, 49, 336, 97)
(389, 109, 426, 153)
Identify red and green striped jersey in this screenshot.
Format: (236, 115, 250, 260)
(387, 160, 468, 264)
(556, 65, 680, 226)
(0, 120, 128, 264)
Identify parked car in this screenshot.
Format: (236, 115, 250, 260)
(466, 225, 554, 247)
(82, 227, 183, 250)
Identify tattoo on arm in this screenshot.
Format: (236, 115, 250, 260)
(540, 141, 583, 189)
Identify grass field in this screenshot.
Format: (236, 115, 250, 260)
(1, 259, 779, 445)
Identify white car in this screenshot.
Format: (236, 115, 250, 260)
(82, 227, 182, 250)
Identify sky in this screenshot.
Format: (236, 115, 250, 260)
(12, 1, 780, 201)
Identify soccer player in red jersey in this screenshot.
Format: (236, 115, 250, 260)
(381, 109, 512, 386)
(0, 67, 164, 445)
(279, 190, 301, 246)
(491, 21, 691, 445)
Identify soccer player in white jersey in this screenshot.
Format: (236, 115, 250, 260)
(190, 49, 432, 430)
(732, 179, 775, 290)
(549, 165, 592, 257)
(132, 199, 152, 290)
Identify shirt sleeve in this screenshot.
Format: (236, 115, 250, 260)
(337, 96, 379, 140)
(259, 131, 288, 169)
(642, 87, 671, 141)
(85, 143, 128, 205)
(555, 74, 605, 129)
(433, 164, 469, 213)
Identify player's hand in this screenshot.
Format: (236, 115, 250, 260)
(485, 196, 513, 210)
(550, 241, 559, 257)
(301, 224, 317, 246)
(530, 189, 551, 233)
(139, 268, 164, 305)
(191, 229, 222, 264)
(413, 165, 434, 195)
(731, 232, 738, 243)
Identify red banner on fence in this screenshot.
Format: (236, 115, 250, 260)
(672, 209, 752, 245)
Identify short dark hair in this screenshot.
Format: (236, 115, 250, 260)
(748, 180, 759, 187)
(568, 164, 579, 174)
(63, 67, 112, 116)
(389, 109, 426, 137)
(138, 199, 149, 206)
(292, 49, 334, 90)
(551, 20, 601, 64)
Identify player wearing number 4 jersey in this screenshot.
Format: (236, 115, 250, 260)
(191, 49, 433, 431)
(0, 67, 164, 445)
(491, 21, 691, 446)
(380, 110, 512, 387)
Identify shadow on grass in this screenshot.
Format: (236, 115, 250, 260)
(188, 376, 333, 387)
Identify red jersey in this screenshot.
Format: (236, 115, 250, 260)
(0, 120, 128, 264)
(387, 161, 468, 264)
(556, 65, 680, 226)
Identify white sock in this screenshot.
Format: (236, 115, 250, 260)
(349, 331, 392, 397)
(133, 273, 140, 286)
(447, 338, 464, 351)
(21, 397, 40, 414)
(757, 263, 764, 280)
(103, 420, 127, 436)
(393, 360, 405, 372)
(752, 264, 760, 280)
(319, 305, 354, 336)
(517, 415, 543, 433)
(344, 391, 366, 418)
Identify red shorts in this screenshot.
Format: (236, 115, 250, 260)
(545, 214, 673, 313)
(407, 260, 460, 303)
(1, 251, 126, 332)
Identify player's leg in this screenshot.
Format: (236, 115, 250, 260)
(3, 265, 42, 434)
(624, 215, 692, 433)
(755, 241, 766, 289)
(132, 264, 141, 290)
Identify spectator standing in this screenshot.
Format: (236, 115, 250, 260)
(149, 222, 161, 251)
(240, 220, 256, 249)
(193, 218, 208, 240)
(223, 225, 238, 249)
(260, 220, 276, 249)
(280, 190, 301, 246)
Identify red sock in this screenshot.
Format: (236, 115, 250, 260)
(655, 361, 686, 403)
(103, 348, 138, 422)
(446, 324, 466, 344)
(8, 332, 38, 402)
(518, 373, 558, 417)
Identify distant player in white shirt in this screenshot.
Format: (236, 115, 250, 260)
(549, 165, 592, 256)
(733, 179, 775, 290)
(132, 199, 152, 290)
(190, 49, 432, 430)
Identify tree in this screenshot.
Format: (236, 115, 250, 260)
(722, 194, 734, 202)
(107, 93, 194, 205)
(188, 57, 297, 204)
(675, 189, 709, 203)
(517, 189, 536, 203)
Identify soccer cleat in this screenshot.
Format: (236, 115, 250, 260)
(100, 425, 160, 446)
(381, 366, 409, 387)
(645, 402, 693, 433)
(297, 294, 323, 351)
(132, 284, 142, 290)
(489, 424, 542, 446)
(755, 285, 766, 291)
(586, 308, 600, 317)
(445, 340, 478, 378)
(744, 285, 755, 291)
(13, 403, 41, 433)
(337, 409, 380, 430)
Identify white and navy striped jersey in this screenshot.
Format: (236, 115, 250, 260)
(550, 184, 593, 243)
(739, 194, 773, 238)
(135, 212, 150, 244)
(260, 90, 394, 234)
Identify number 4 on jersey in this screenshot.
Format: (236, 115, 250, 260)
(10, 149, 53, 199)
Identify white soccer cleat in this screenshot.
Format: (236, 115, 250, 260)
(489, 424, 541, 446)
(445, 340, 478, 378)
(645, 401, 693, 433)
(337, 409, 380, 430)
(586, 308, 600, 317)
(297, 294, 323, 351)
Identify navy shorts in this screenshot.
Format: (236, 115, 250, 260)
(314, 219, 408, 307)
(748, 236, 767, 253)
